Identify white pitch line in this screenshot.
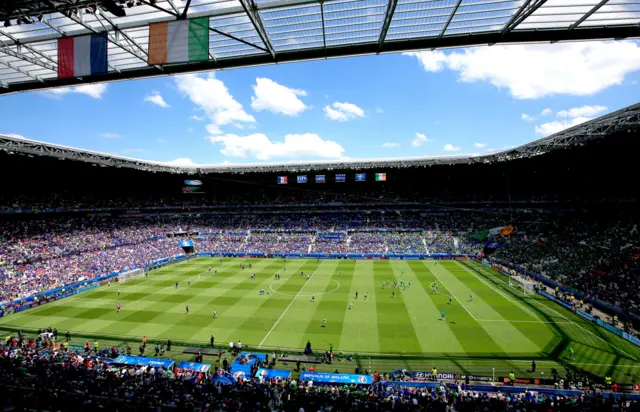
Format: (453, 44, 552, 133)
(466, 263, 640, 362)
(476, 319, 575, 324)
(426, 263, 478, 321)
(0, 261, 207, 323)
(458, 262, 539, 319)
(510, 360, 640, 368)
(259, 263, 322, 347)
(526, 289, 640, 362)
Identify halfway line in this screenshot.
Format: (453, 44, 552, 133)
(258, 263, 321, 347)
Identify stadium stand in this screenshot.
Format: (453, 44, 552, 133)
(0, 107, 639, 410)
(1, 123, 640, 318)
(0, 340, 638, 411)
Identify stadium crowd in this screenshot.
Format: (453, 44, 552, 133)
(0, 339, 636, 412)
(1, 208, 640, 319)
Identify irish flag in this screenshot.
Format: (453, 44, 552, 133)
(148, 17, 209, 65)
(57, 34, 108, 79)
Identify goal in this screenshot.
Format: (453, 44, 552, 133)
(509, 275, 536, 297)
(118, 268, 145, 284)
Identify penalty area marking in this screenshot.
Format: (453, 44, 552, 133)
(426, 263, 478, 321)
(0, 264, 206, 324)
(269, 275, 340, 297)
(476, 319, 575, 324)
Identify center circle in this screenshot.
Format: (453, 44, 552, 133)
(269, 275, 340, 297)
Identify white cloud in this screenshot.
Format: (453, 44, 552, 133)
(522, 108, 557, 121)
(443, 144, 460, 152)
(144, 91, 170, 108)
(165, 158, 197, 166)
(556, 105, 607, 118)
(534, 105, 608, 136)
(175, 74, 255, 135)
(474, 143, 486, 148)
(412, 133, 432, 147)
(382, 142, 400, 148)
(98, 132, 121, 139)
(208, 133, 345, 160)
(40, 83, 107, 99)
(536, 116, 592, 136)
(323, 102, 366, 122)
(405, 41, 640, 99)
(250, 78, 308, 116)
(190, 115, 205, 121)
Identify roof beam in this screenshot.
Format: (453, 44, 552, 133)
(0, 29, 58, 70)
(0, 0, 351, 48)
(239, 0, 276, 60)
(96, 12, 155, 71)
(181, 0, 193, 19)
(63, 11, 149, 67)
(500, 0, 532, 34)
(0, 59, 44, 83)
(321, 1, 327, 52)
(209, 27, 268, 52)
(500, 0, 547, 35)
(569, 0, 609, 30)
(2, 25, 639, 95)
(136, 0, 179, 18)
(97, 10, 148, 59)
(167, 0, 181, 15)
(0, 45, 56, 72)
(378, 0, 398, 51)
(436, 0, 463, 41)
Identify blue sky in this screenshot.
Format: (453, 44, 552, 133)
(1, 40, 639, 165)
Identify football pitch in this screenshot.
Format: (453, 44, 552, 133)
(2, 258, 639, 382)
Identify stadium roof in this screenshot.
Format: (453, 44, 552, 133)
(1, 0, 639, 94)
(1, 100, 639, 173)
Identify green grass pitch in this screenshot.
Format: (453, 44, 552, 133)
(1, 258, 639, 382)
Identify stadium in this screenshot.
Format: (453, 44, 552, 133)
(0, 102, 640, 409)
(1, 0, 640, 410)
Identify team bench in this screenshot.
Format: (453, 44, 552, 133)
(183, 347, 226, 356)
(279, 355, 323, 364)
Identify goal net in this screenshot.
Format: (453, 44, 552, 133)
(509, 275, 536, 297)
(118, 268, 145, 284)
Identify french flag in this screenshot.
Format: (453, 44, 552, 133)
(58, 34, 108, 79)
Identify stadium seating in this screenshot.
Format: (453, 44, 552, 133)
(1, 209, 640, 320)
(0, 341, 636, 411)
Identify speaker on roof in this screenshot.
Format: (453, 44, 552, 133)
(102, 0, 126, 17)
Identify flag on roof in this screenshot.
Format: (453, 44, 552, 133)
(57, 34, 108, 79)
(148, 18, 209, 65)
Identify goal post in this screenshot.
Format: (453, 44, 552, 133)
(118, 268, 145, 284)
(509, 274, 536, 297)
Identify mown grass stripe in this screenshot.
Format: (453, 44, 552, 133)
(373, 260, 422, 355)
(416, 262, 506, 357)
(429, 262, 541, 355)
